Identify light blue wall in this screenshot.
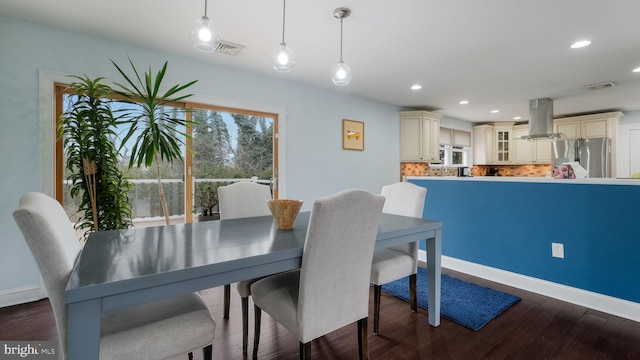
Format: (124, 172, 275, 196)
(0, 17, 402, 298)
(410, 178, 640, 303)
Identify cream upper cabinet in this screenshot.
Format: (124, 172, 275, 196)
(534, 138, 552, 164)
(555, 121, 580, 139)
(513, 125, 532, 164)
(494, 123, 514, 164)
(399, 111, 441, 162)
(473, 124, 495, 165)
(513, 125, 552, 164)
(553, 112, 621, 139)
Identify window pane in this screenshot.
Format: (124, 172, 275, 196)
(191, 109, 274, 218)
(452, 150, 463, 165)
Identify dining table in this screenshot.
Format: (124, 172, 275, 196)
(64, 211, 443, 359)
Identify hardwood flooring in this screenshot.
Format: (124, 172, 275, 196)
(1, 267, 638, 359)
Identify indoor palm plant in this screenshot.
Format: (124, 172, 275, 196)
(58, 75, 133, 236)
(111, 58, 197, 225)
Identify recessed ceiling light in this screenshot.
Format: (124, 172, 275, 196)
(633, 67, 640, 73)
(570, 40, 591, 49)
(459, 100, 469, 105)
(491, 110, 500, 114)
(410, 84, 422, 90)
(513, 116, 522, 120)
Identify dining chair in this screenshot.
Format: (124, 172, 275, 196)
(370, 182, 427, 335)
(251, 189, 385, 360)
(12, 192, 216, 360)
(217, 181, 272, 354)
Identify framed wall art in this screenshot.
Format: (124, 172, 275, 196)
(342, 119, 364, 151)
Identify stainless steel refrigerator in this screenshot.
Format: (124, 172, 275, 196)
(552, 137, 611, 178)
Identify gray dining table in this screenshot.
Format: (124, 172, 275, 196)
(64, 211, 442, 359)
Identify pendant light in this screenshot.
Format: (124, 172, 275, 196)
(189, 0, 217, 52)
(272, 0, 295, 72)
(331, 7, 352, 86)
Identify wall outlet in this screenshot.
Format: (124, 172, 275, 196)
(552, 243, 565, 258)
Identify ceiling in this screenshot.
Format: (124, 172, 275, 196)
(3, 0, 640, 123)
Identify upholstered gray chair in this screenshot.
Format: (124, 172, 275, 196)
(217, 181, 272, 354)
(251, 189, 385, 360)
(370, 182, 427, 334)
(13, 192, 216, 360)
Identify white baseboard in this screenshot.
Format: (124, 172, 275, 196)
(418, 250, 640, 322)
(0, 285, 43, 308)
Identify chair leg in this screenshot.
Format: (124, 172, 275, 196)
(223, 284, 231, 319)
(373, 285, 381, 335)
(241, 296, 249, 354)
(300, 342, 311, 360)
(358, 318, 369, 360)
(409, 273, 417, 313)
(252, 305, 262, 359)
(203, 344, 213, 360)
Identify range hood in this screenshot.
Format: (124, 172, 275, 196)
(520, 98, 560, 140)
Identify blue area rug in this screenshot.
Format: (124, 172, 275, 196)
(381, 267, 521, 331)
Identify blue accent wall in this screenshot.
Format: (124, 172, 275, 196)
(410, 178, 640, 303)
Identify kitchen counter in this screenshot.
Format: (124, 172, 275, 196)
(407, 176, 640, 186)
(408, 176, 640, 311)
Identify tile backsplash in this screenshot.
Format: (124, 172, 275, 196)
(400, 162, 552, 177)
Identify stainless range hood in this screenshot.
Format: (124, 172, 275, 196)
(521, 98, 560, 140)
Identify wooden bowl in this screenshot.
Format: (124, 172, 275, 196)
(267, 199, 303, 230)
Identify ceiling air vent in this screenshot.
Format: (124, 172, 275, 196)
(584, 81, 615, 91)
(214, 40, 245, 56)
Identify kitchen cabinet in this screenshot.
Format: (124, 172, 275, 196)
(494, 124, 513, 164)
(513, 125, 552, 164)
(400, 111, 441, 162)
(553, 112, 621, 139)
(513, 126, 531, 164)
(472, 124, 495, 164)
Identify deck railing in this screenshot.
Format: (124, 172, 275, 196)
(63, 177, 273, 224)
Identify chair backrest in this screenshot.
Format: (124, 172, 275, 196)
(381, 182, 426, 218)
(12, 192, 82, 359)
(297, 189, 385, 342)
(217, 182, 272, 220)
(381, 182, 427, 257)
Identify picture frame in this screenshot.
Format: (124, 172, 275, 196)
(342, 119, 364, 151)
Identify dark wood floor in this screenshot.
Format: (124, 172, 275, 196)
(1, 267, 639, 360)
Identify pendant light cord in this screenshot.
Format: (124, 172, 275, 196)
(339, 17, 344, 62)
(204, 0, 208, 18)
(281, 0, 286, 44)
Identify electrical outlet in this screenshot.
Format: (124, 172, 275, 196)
(552, 243, 564, 258)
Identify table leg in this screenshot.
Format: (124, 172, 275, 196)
(426, 229, 441, 327)
(67, 299, 101, 360)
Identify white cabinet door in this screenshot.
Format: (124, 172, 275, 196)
(555, 121, 580, 139)
(423, 116, 440, 161)
(400, 115, 422, 161)
(513, 126, 532, 164)
(581, 119, 608, 138)
(495, 127, 512, 163)
(473, 125, 495, 165)
(534, 138, 552, 164)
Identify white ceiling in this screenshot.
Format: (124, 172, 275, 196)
(3, 0, 640, 122)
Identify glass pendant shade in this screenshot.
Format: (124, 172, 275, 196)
(332, 8, 352, 86)
(272, 43, 295, 72)
(190, 16, 217, 52)
(331, 61, 352, 86)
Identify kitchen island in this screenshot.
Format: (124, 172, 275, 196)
(408, 176, 640, 321)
